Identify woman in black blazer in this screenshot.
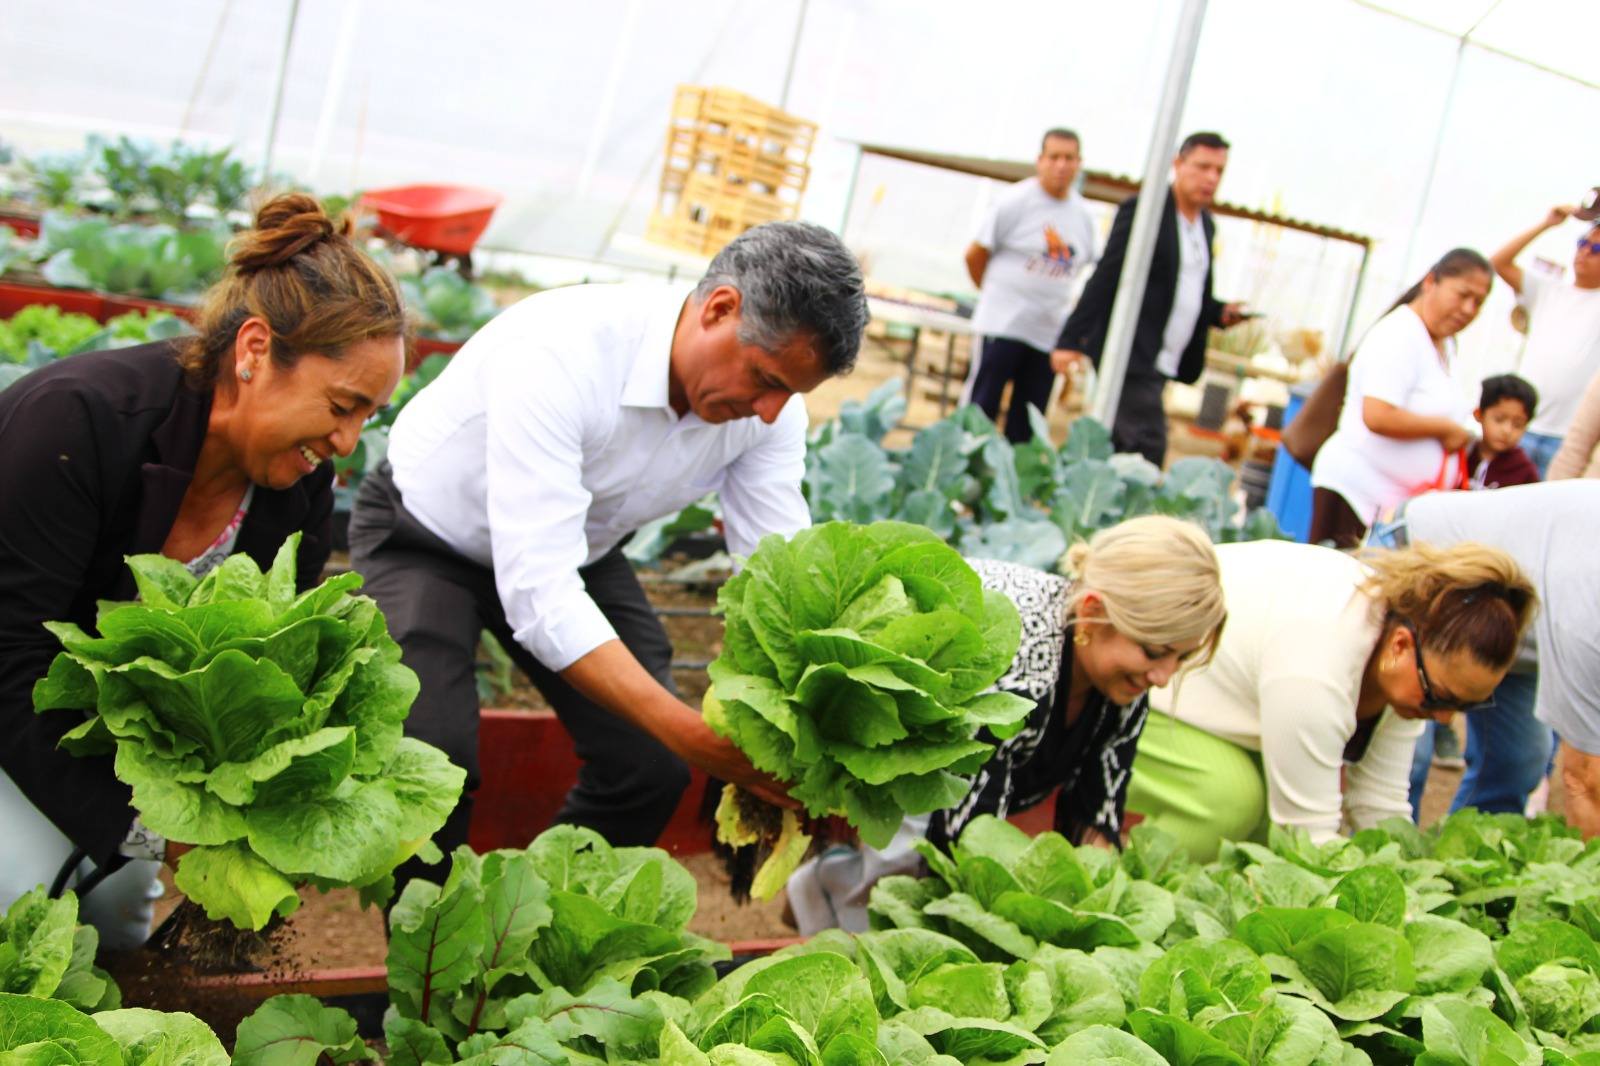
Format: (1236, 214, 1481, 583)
(0, 193, 409, 946)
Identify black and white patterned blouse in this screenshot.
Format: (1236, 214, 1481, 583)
(927, 558, 1150, 849)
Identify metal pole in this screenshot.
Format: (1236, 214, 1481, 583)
(779, 0, 809, 110)
(306, 0, 362, 189)
(260, 0, 301, 184)
(1335, 242, 1373, 359)
(1398, 36, 1466, 282)
(837, 145, 863, 236)
(1091, 0, 1209, 426)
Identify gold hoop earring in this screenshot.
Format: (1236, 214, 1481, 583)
(1073, 630, 1090, 647)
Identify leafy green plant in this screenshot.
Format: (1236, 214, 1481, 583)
(0, 224, 29, 277)
(708, 521, 1033, 898)
(0, 888, 119, 1012)
(0, 981, 366, 1066)
(0, 305, 106, 362)
(25, 151, 85, 211)
(32, 533, 465, 929)
(92, 136, 254, 223)
(384, 827, 725, 1061)
(796, 384, 1287, 573)
(0, 305, 192, 393)
(37, 212, 228, 300)
(401, 267, 500, 341)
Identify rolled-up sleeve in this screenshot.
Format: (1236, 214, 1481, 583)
(719, 395, 811, 562)
(482, 346, 617, 672)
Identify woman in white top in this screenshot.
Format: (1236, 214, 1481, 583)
(1309, 248, 1491, 547)
(1124, 539, 1535, 860)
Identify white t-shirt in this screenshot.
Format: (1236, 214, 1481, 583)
(387, 282, 811, 672)
(1310, 306, 1473, 524)
(1404, 481, 1600, 755)
(971, 177, 1098, 352)
(1153, 210, 1211, 378)
(1149, 541, 1422, 843)
(1518, 274, 1600, 437)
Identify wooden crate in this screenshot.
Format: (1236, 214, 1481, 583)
(650, 84, 817, 257)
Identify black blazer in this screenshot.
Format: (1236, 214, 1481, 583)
(1055, 189, 1223, 386)
(0, 342, 334, 866)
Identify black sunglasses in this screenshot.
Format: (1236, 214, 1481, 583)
(1401, 620, 1495, 714)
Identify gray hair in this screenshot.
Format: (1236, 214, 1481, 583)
(693, 221, 868, 374)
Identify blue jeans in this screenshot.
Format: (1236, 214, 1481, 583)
(1521, 431, 1563, 478)
(1409, 671, 1549, 820)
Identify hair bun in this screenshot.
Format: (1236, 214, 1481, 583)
(230, 192, 348, 275)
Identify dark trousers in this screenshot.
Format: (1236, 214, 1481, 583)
(1308, 487, 1367, 550)
(968, 336, 1056, 443)
(348, 466, 689, 860)
(1111, 372, 1169, 468)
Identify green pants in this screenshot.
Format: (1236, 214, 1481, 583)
(1126, 710, 1271, 862)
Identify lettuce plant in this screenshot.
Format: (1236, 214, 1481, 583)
(0, 888, 119, 1013)
(33, 534, 465, 930)
(384, 826, 725, 1062)
(707, 521, 1033, 898)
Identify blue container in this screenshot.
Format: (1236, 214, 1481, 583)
(1266, 383, 1315, 542)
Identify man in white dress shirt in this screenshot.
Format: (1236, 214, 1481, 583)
(1050, 131, 1244, 466)
(349, 221, 868, 854)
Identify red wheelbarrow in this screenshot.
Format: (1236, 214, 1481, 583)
(359, 184, 503, 273)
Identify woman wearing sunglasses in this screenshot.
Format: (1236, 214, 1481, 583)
(1124, 538, 1535, 861)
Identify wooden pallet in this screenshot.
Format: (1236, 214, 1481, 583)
(650, 84, 817, 257)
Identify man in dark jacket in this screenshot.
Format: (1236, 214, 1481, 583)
(1052, 131, 1245, 466)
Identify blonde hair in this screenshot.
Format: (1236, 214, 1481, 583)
(1060, 515, 1227, 670)
(1360, 541, 1536, 669)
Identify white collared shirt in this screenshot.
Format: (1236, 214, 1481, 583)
(1153, 210, 1210, 378)
(387, 282, 811, 672)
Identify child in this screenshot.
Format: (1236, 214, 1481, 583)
(1467, 374, 1541, 489)
(1416, 373, 1540, 782)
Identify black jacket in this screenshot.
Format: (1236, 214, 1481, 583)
(1055, 189, 1223, 386)
(0, 342, 334, 867)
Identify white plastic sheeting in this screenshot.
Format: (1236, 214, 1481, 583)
(2, 0, 1594, 379)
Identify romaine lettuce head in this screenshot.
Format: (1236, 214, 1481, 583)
(32, 533, 465, 930)
(709, 522, 1032, 852)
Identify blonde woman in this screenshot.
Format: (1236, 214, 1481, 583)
(787, 515, 1228, 933)
(1126, 539, 1536, 861)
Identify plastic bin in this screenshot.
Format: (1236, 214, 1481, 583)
(359, 184, 502, 256)
(1265, 383, 1315, 542)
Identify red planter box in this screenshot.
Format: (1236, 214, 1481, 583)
(0, 280, 194, 325)
(0, 212, 42, 239)
(469, 709, 1057, 855)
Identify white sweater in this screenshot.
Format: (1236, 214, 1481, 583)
(1148, 541, 1422, 843)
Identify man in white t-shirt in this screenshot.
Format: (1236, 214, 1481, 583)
(1051, 132, 1246, 466)
(1488, 205, 1600, 475)
(961, 128, 1098, 442)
